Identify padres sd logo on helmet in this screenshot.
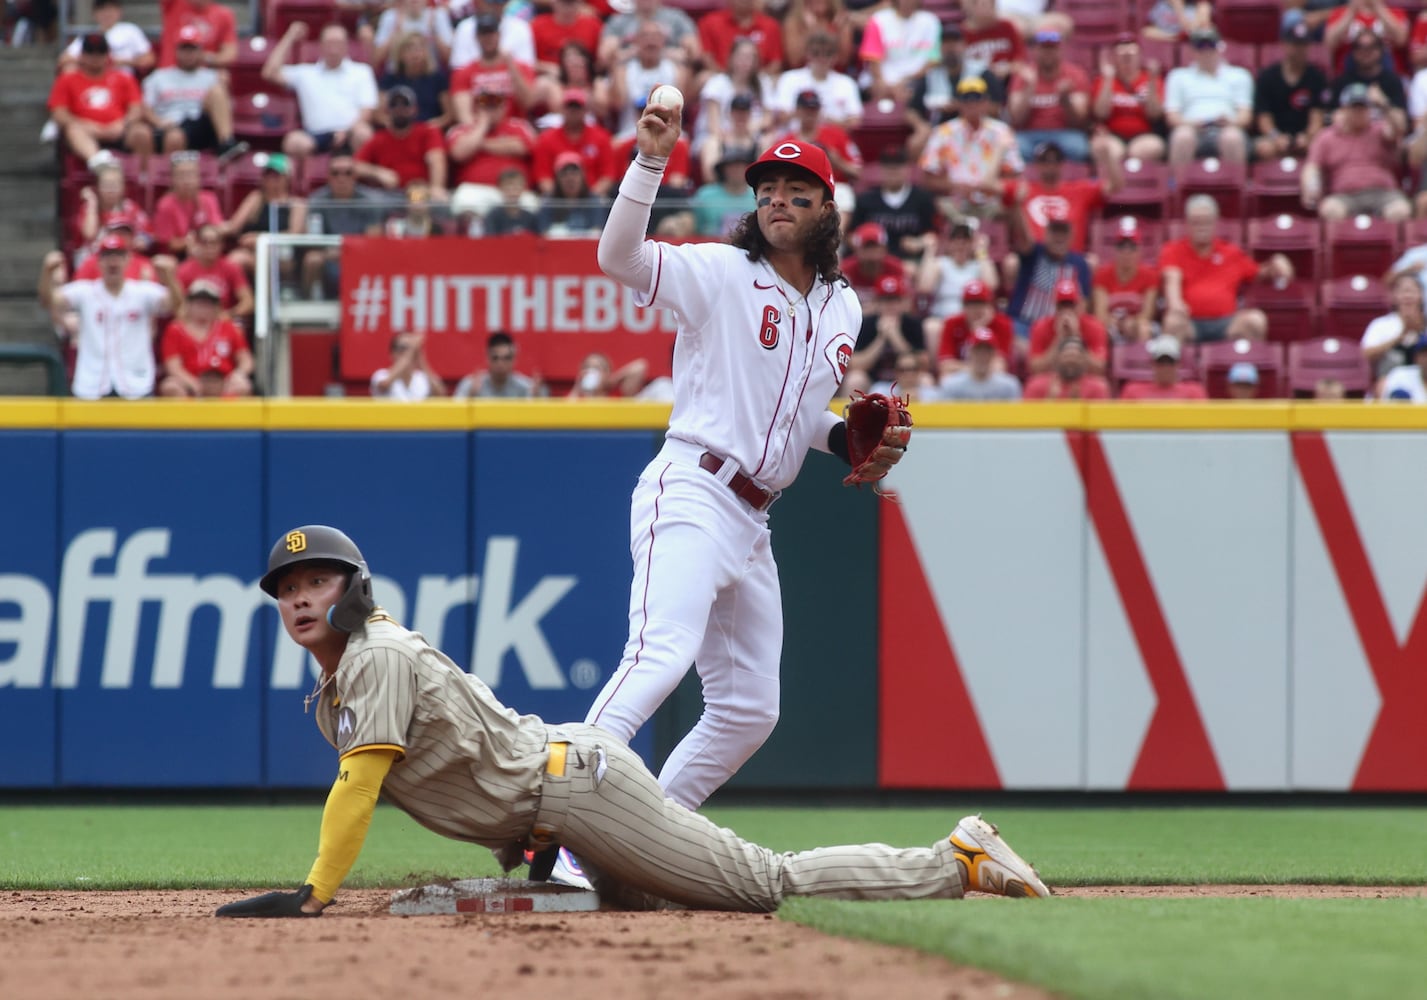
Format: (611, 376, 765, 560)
(285, 530, 307, 553)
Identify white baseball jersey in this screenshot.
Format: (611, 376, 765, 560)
(60, 279, 169, 399)
(584, 168, 860, 810)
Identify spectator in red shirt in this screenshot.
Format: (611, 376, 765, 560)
(701, 0, 785, 74)
(356, 86, 449, 197)
(769, 88, 862, 219)
(1120, 333, 1208, 400)
(843, 222, 906, 305)
(1302, 82, 1410, 222)
(1093, 33, 1167, 163)
(781, 0, 855, 72)
(1325, 0, 1409, 74)
(151, 152, 226, 255)
(177, 223, 253, 318)
(851, 274, 927, 381)
(1022, 336, 1112, 399)
(48, 33, 152, 172)
(157, 0, 237, 68)
(1007, 28, 1092, 163)
(1160, 193, 1294, 342)
(72, 216, 158, 281)
(960, 0, 1022, 84)
(158, 279, 254, 398)
(1093, 217, 1160, 343)
(531, 0, 604, 71)
(937, 277, 1015, 375)
(448, 89, 539, 221)
(449, 14, 539, 119)
(1004, 139, 1120, 252)
(1028, 278, 1110, 374)
(73, 161, 151, 261)
(532, 87, 616, 198)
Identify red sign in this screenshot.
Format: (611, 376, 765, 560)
(338, 235, 676, 382)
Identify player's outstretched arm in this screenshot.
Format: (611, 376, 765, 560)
(215, 748, 396, 918)
(597, 98, 682, 291)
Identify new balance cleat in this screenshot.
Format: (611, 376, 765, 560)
(949, 815, 1051, 898)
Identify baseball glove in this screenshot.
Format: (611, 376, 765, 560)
(842, 390, 913, 488)
(215, 883, 322, 918)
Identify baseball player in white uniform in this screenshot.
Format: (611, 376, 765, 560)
(213, 526, 1048, 917)
(581, 105, 901, 821)
(39, 233, 179, 399)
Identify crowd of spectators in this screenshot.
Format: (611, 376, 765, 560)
(32, 0, 1427, 402)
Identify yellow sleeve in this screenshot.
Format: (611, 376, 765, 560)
(304, 747, 398, 903)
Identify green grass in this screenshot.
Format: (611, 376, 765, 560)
(3, 804, 1425, 999)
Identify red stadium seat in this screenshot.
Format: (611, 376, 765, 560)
(1215, 0, 1284, 44)
(233, 92, 299, 152)
(1110, 339, 1200, 392)
(268, 0, 362, 40)
(1173, 158, 1248, 218)
(1247, 213, 1321, 285)
(220, 151, 273, 216)
(1287, 337, 1371, 396)
(1103, 156, 1170, 219)
(1403, 216, 1427, 251)
(1324, 216, 1402, 280)
(849, 101, 913, 165)
(300, 153, 332, 195)
(1222, 41, 1257, 71)
(1245, 156, 1311, 219)
(1241, 279, 1319, 343)
(1320, 274, 1390, 340)
(1137, 38, 1180, 72)
(1199, 338, 1286, 397)
(229, 37, 280, 100)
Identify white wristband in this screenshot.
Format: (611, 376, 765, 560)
(618, 152, 668, 205)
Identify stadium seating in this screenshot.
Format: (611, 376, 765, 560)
(1324, 216, 1402, 281)
(221, 151, 274, 216)
(849, 102, 913, 165)
(1215, 0, 1284, 44)
(1320, 275, 1390, 341)
(1287, 337, 1372, 396)
(1165, 216, 1245, 244)
(233, 92, 299, 152)
(1103, 157, 1171, 219)
(1089, 216, 1165, 260)
(229, 36, 277, 100)
(1241, 280, 1319, 343)
(148, 153, 222, 209)
(1173, 158, 1248, 219)
(1245, 157, 1310, 219)
(1247, 214, 1322, 285)
(1199, 338, 1286, 398)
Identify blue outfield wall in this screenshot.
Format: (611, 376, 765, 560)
(0, 428, 655, 789)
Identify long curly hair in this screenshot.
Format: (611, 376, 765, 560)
(728, 199, 847, 287)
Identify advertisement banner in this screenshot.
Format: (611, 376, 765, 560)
(338, 235, 676, 383)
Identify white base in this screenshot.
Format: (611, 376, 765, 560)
(390, 877, 600, 916)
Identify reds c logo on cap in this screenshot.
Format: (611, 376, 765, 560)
(745, 140, 836, 196)
(772, 142, 803, 159)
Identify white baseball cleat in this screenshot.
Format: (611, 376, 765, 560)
(949, 815, 1051, 898)
(548, 847, 594, 891)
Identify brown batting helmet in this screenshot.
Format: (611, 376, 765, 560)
(261, 525, 375, 632)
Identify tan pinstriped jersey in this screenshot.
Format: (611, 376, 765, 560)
(313, 611, 550, 847)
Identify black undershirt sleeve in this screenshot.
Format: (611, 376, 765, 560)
(828, 421, 850, 465)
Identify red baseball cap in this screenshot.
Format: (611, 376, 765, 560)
(1115, 217, 1140, 244)
(562, 87, 588, 107)
(962, 278, 991, 303)
(98, 234, 129, 253)
(177, 24, 204, 45)
(553, 150, 585, 174)
(876, 274, 907, 298)
(969, 326, 997, 347)
(745, 139, 836, 198)
(851, 221, 888, 248)
(104, 212, 137, 232)
(1054, 278, 1081, 303)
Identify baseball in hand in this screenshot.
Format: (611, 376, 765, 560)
(648, 85, 684, 113)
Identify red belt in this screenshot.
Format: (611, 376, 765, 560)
(699, 452, 777, 512)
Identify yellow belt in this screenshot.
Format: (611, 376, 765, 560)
(547, 741, 568, 777)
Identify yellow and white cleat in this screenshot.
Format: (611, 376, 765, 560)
(950, 815, 1052, 898)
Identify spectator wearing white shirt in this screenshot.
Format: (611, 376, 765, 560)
(141, 25, 247, 159)
(371, 331, 446, 400)
(450, 0, 536, 70)
(58, 0, 153, 75)
(858, 0, 941, 104)
(263, 22, 379, 158)
(773, 31, 862, 130)
(1164, 26, 1254, 168)
(38, 235, 180, 399)
(373, 0, 453, 72)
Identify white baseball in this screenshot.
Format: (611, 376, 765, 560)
(648, 85, 684, 112)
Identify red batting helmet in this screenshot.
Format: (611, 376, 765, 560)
(745, 140, 836, 198)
